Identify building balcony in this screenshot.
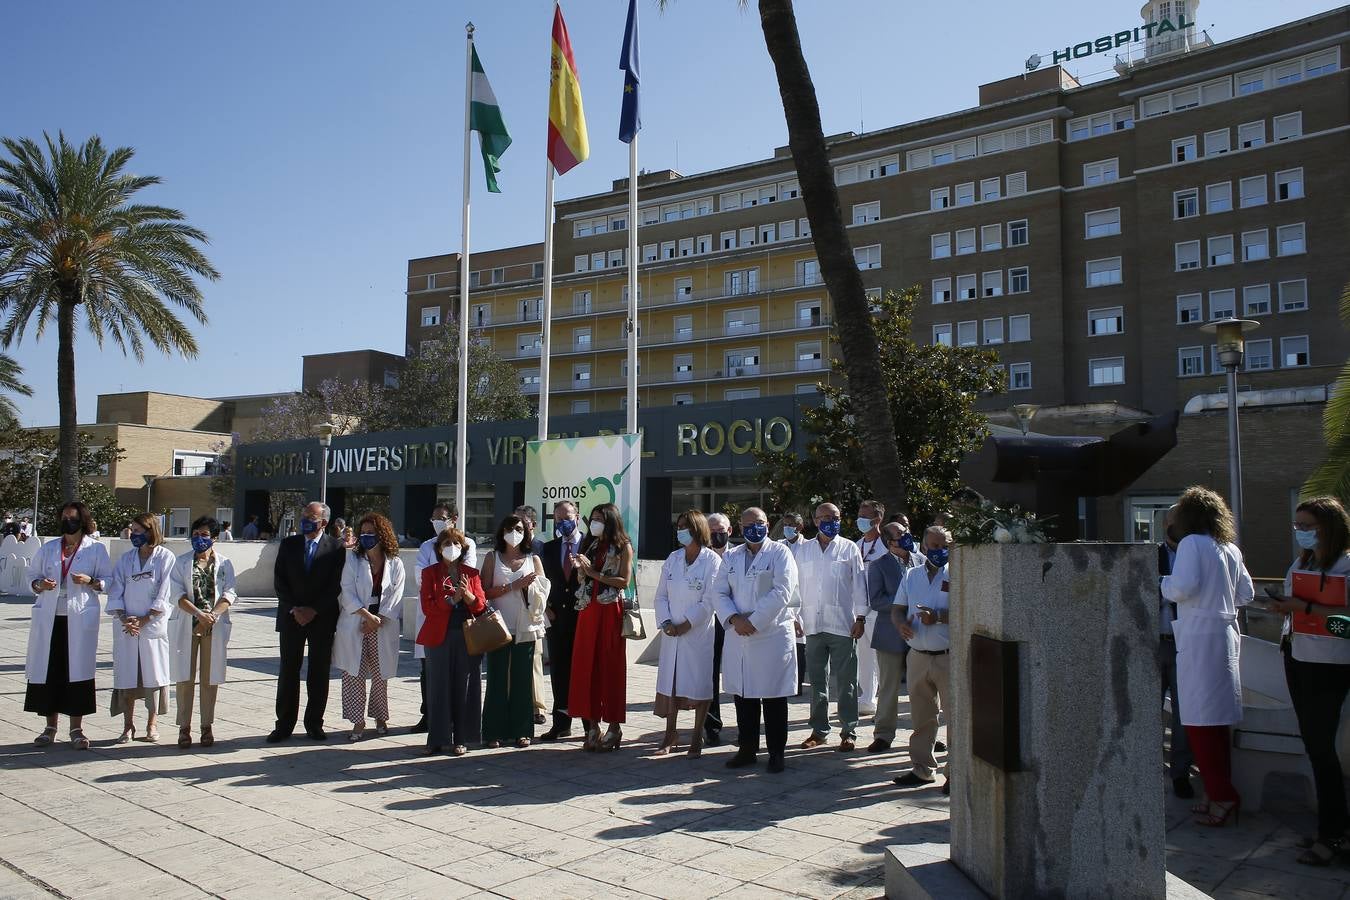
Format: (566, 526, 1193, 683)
(549, 358, 830, 393)
(501, 314, 833, 360)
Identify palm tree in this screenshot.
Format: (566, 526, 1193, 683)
(0, 133, 218, 501)
(663, 0, 907, 511)
(1304, 281, 1350, 501)
(0, 352, 31, 427)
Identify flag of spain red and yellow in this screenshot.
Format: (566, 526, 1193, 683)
(547, 3, 589, 175)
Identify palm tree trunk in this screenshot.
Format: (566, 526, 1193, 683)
(57, 297, 80, 504)
(756, 0, 906, 513)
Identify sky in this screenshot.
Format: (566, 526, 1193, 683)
(2, 0, 1343, 427)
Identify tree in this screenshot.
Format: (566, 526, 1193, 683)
(660, 0, 907, 515)
(1304, 281, 1350, 501)
(0, 428, 139, 535)
(247, 380, 380, 444)
(0, 352, 31, 430)
(755, 288, 1007, 528)
(0, 133, 218, 503)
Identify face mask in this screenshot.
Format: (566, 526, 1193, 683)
(743, 523, 768, 544)
(818, 520, 841, 539)
(61, 517, 81, 535)
(710, 531, 729, 549)
(781, 526, 798, 540)
(431, 518, 449, 535)
(856, 518, 873, 534)
(300, 518, 320, 535)
(557, 518, 577, 537)
(441, 544, 462, 563)
(676, 528, 693, 546)
(899, 532, 916, 553)
(927, 547, 950, 568)
(191, 536, 214, 554)
(589, 520, 605, 538)
(130, 533, 148, 549)
(1295, 529, 1319, 551)
(358, 533, 379, 551)
(504, 529, 524, 548)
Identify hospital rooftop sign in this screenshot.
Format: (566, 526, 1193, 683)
(1026, 13, 1194, 71)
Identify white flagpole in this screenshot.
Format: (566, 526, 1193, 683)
(456, 23, 474, 519)
(539, 163, 556, 441)
(625, 136, 638, 435)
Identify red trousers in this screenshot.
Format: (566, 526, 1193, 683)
(568, 601, 627, 724)
(1185, 724, 1238, 803)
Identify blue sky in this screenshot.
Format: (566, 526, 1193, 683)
(2, 0, 1341, 427)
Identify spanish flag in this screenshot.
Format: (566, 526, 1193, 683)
(547, 3, 589, 175)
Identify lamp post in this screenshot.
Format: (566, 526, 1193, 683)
(144, 474, 156, 513)
(1199, 317, 1260, 543)
(316, 422, 336, 507)
(1011, 403, 1040, 437)
(31, 452, 50, 534)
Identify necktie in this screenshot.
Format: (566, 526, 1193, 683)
(305, 540, 317, 570)
(563, 541, 573, 580)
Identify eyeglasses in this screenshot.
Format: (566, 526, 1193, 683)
(130, 570, 155, 582)
(1293, 523, 1317, 532)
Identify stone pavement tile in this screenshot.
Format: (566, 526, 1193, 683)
(433, 850, 549, 890)
(1166, 817, 1274, 861)
(640, 863, 745, 899)
(260, 835, 366, 871)
(736, 825, 845, 859)
(494, 867, 655, 900)
(752, 859, 874, 900)
(1215, 862, 1349, 900)
(381, 835, 493, 870)
(1165, 848, 1242, 895)
(801, 839, 888, 877)
(357, 868, 480, 900)
(686, 844, 796, 882)
(306, 854, 438, 893)
(833, 876, 886, 899)
(621, 828, 728, 864)
(562, 847, 668, 889)
(0, 864, 57, 900)
(711, 882, 791, 899)
(496, 830, 607, 869)
(81, 873, 212, 900)
(775, 811, 881, 842)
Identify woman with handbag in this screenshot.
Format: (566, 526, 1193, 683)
(569, 503, 634, 751)
(654, 510, 722, 757)
(417, 527, 487, 756)
(480, 515, 549, 748)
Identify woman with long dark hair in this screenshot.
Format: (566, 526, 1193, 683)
(335, 513, 406, 741)
(1161, 486, 1254, 828)
(480, 514, 548, 748)
(569, 502, 634, 751)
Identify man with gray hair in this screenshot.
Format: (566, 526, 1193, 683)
(269, 501, 346, 743)
(892, 525, 953, 793)
(704, 511, 733, 746)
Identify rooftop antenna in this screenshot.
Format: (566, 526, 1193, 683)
(675, 140, 679, 171)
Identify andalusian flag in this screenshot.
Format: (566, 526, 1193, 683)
(547, 3, 589, 175)
(470, 44, 511, 193)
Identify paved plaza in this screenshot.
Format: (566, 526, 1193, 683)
(0, 593, 1346, 899)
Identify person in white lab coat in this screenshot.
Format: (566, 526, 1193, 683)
(24, 502, 111, 749)
(335, 513, 406, 741)
(411, 503, 477, 734)
(169, 516, 236, 749)
(854, 500, 888, 716)
(1161, 486, 1254, 829)
(704, 512, 734, 747)
(713, 507, 798, 773)
(106, 513, 177, 744)
(654, 510, 722, 757)
(797, 502, 868, 752)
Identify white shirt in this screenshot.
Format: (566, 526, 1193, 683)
(1283, 553, 1350, 665)
(895, 562, 951, 652)
(857, 533, 888, 566)
(794, 536, 867, 638)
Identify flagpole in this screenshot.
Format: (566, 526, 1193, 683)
(456, 22, 474, 520)
(625, 136, 638, 435)
(539, 163, 556, 441)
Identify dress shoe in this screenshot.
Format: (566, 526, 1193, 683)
(265, 729, 292, 744)
(866, 739, 891, 753)
(893, 771, 936, 788)
(934, 740, 947, 753)
(767, 755, 786, 774)
(725, 752, 758, 769)
(409, 718, 428, 734)
(704, 731, 721, 747)
(304, 728, 328, 742)
(533, 712, 547, 725)
(1173, 776, 1196, 799)
(539, 727, 572, 742)
(942, 779, 950, 796)
(800, 733, 828, 750)
(836, 737, 857, 752)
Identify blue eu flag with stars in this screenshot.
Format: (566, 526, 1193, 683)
(619, 0, 640, 143)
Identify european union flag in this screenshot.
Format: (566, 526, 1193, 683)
(618, 0, 640, 143)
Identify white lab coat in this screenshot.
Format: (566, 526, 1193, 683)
(1161, 534, 1254, 726)
(413, 535, 477, 660)
(168, 551, 237, 686)
(713, 540, 799, 699)
(106, 545, 177, 690)
(794, 536, 868, 637)
(335, 552, 406, 679)
(25, 536, 112, 684)
(655, 547, 722, 700)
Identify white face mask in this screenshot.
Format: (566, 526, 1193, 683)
(441, 544, 462, 563)
(431, 518, 449, 535)
(589, 520, 605, 537)
(503, 529, 524, 548)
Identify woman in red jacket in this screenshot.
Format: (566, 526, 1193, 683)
(417, 528, 486, 756)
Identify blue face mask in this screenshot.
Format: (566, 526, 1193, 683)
(359, 533, 379, 551)
(1295, 529, 1319, 551)
(191, 536, 213, 554)
(927, 547, 950, 569)
(899, 532, 916, 553)
(818, 520, 841, 539)
(676, 528, 693, 547)
(781, 526, 798, 540)
(130, 533, 148, 549)
(742, 523, 768, 544)
(301, 518, 320, 535)
(556, 518, 577, 537)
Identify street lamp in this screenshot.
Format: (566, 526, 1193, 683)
(1199, 317, 1260, 543)
(1011, 403, 1040, 437)
(144, 474, 156, 513)
(30, 452, 50, 534)
(316, 422, 337, 506)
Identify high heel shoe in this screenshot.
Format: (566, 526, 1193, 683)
(117, 725, 136, 745)
(582, 726, 601, 752)
(600, 726, 622, 752)
(1195, 799, 1240, 828)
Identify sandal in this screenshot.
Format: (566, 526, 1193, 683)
(515, 737, 531, 749)
(117, 726, 136, 745)
(451, 745, 467, 756)
(349, 728, 365, 743)
(1296, 838, 1344, 866)
(686, 735, 704, 759)
(199, 728, 214, 748)
(34, 726, 57, 746)
(144, 726, 160, 744)
(177, 728, 192, 749)
(1194, 799, 1240, 828)
(375, 721, 388, 737)
(485, 740, 501, 749)
(70, 729, 90, 751)
(600, 727, 622, 752)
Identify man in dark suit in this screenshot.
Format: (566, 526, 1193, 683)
(269, 501, 346, 742)
(539, 500, 583, 740)
(1158, 504, 1195, 798)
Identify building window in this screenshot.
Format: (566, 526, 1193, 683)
(471, 303, 491, 327)
(1005, 172, 1028, 195)
(1174, 189, 1199, 219)
(679, 237, 696, 257)
(795, 383, 819, 395)
(1205, 182, 1232, 214)
(1209, 289, 1236, 320)
(519, 297, 541, 322)
(697, 234, 713, 253)
(1009, 362, 1032, 390)
(1172, 136, 1197, 163)
(572, 363, 591, 385)
(1245, 339, 1273, 371)
(1281, 335, 1310, 368)
(168, 508, 191, 538)
(725, 268, 760, 295)
(1085, 208, 1121, 239)
(1243, 284, 1271, 316)
(661, 241, 677, 260)
(1089, 357, 1125, 386)
(725, 388, 761, 401)
(1009, 267, 1030, 294)
(574, 254, 589, 273)
(1088, 307, 1124, 336)
(674, 354, 694, 381)
(982, 270, 1003, 298)
(980, 177, 1001, 202)
(520, 369, 541, 392)
(490, 267, 505, 284)
(983, 318, 1004, 345)
(1273, 112, 1303, 142)
(674, 393, 694, 406)
(1241, 230, 1269, 262)
(1007, 220, 1028, 247)
(517, 332, 542, 357)
(1176, 293, 1203, 324)
(981, 224, 1002, 251)
(797, 260, 821, 286)
(957, 274, 977, 301)
(641, 243, 658, 263)
(420, 307, 440, 328)
(532, 262, 545, 279)
(720, 231, 736, 251)
(1084, 159, 1119, 185)
(674, 315, 694, 341)
(1008, 314, 1031, 342)
(955, 183, 975, 206)
(571, 399, 591, 414)
(1277, 223, 1306, 256)
(1279, 279, 1308, 312)
(1238, 121, 1265, 149)
(1178, 346, 1205, 377)
(1239, 176, 1267, 208)
(931, 233, 951, 259)
(572, 291, 593, 314)
(854, 244, 881, 270)
(930, 188, 950, 211)
(674, 276, 694, 299)
(852, 201, 881, 225)
(1203, 129, 1230, 156)
(1275, 168, 1304, 201)
(797, 300, 823, 326)
(955, 229, 976, 256)
(1175, 241, 1201, 271)
(795, 341, 823, 370)
(932, 277, 952, 304)
(573, 327, 591, 350)
(725, 350, 760, 376)
(932, 324, 953, 347)
(1086, 257, 1123, 288)
(724, 307, 761, 335)
(957, 321, 978, 347)
(1207, 235, 1234, 267)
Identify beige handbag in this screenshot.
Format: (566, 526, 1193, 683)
(464, 606, 512, 656)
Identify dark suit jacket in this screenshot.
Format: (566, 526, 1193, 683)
(541, 536, 582, 612)
(1158, 541, 1178, 624)
(274, 533, 346, 633)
